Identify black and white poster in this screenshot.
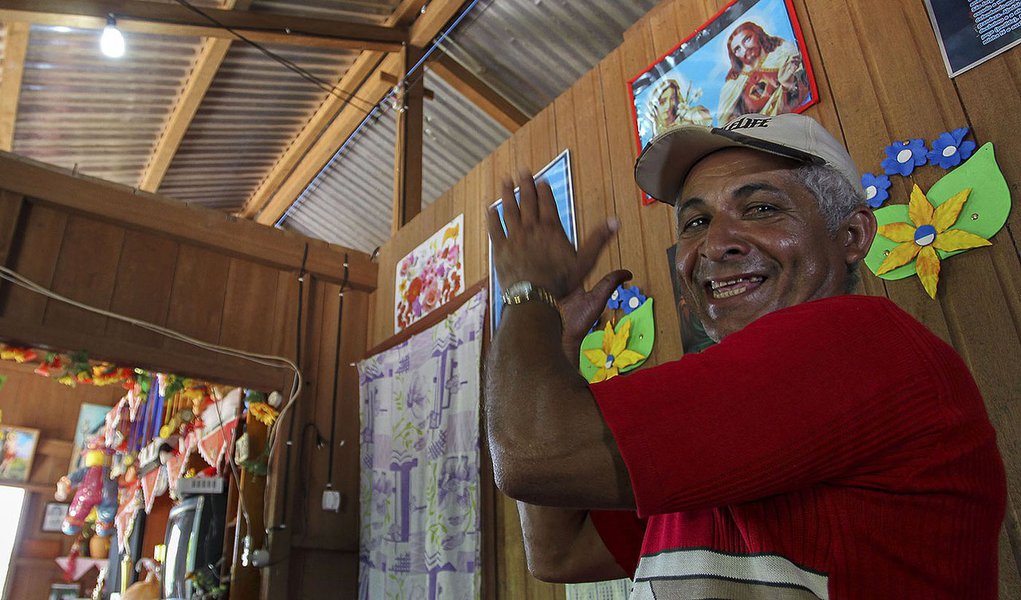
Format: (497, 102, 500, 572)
(925, 0, 1021, 77)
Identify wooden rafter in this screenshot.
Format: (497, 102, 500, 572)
(0, 22, 29, 152)
(138, 0, 252, 193)
(428, 53, 529, 132)
(246, 0, 472, 225)
(392, 46, 426, 234)
(0, 0, 408, 52)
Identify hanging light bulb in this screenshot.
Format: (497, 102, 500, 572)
(100, 15, 125, 58)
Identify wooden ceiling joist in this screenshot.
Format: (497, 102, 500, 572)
(0, 0, 408, 52)
(245, 0, 474, 225)
(138, 0, 252, 193)
(0, 22, 29, 152)
(428, 53, 529, 132)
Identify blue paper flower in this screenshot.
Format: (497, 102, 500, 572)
(861, 173, 891, 209)
(607, 286, 623, 310)
(881, 138, 927, 177)
(926, 127, 976, 169)
(617, 286, 647, 315)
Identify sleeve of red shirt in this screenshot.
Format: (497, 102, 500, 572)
(590, 296, 955, 517)
(588, 510, 645, 579)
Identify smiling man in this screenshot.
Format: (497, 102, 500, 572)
(485, 113, 1006, 599)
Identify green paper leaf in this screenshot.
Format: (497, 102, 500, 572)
(865, 143, 1010, 280)
(578, 298, 656, 381)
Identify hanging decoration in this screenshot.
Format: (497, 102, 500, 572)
(55, 437, 119, 536)
(394, 213, 465, 333)
(864, 143, 1011, 298)
(579, 284, 655, 384)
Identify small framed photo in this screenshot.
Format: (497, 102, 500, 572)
(42, 502, 69, 533)
(48, 583, 79, 600)
(0, 425, 40, 482)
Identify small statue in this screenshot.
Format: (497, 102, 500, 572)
(55, 436, 119, 537)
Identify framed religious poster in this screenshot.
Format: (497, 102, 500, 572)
(629, 0, 818, 201)
(488, 150, 577, 332)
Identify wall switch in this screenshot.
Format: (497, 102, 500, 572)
(322, 489, 341, 512)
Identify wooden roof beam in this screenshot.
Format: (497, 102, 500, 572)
(0, 0, 408, 52)
(0, 22, 29, 151)
(428, 53, 528, 132)
(138, 0, 253, 193)
(246, 0, 473, 225)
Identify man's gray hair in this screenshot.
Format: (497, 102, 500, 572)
(788, 164, 867, 234)
(789, 164, 868, 291)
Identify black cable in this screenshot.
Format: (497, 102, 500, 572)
(276, 243, 309, 530)
(326, 253, 349, 489)
(170, 0, 378, 113)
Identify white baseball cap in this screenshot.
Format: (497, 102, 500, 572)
(634, 112, 864, 205)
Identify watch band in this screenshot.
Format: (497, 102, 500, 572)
(501, 281, 562, 319)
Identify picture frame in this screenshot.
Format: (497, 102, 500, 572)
(629, 0, 818, 203)
(394, 214, 466, 333)
(0, 425, 40, 482)
(666, 246, 716, 354)
(69, 403, 113, 474)
(48, 583, 79, 600)
(42, 501, 69, 533)
(488, 149, 577, 332)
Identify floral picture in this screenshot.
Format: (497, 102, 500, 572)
(629, 0, 817, 203)
(394, 214, 465, 333)
(0, 425, 40, 482)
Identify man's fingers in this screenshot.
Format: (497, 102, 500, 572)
(486, 203, 506, 248)
(536, 180, 558, 226)
(589, 269, 633, 305)
(516, 169, 539, 228)
(500, 178, 521, 236)
(575, 217, 620, 283)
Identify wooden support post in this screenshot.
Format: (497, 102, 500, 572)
(391, 45, 426, 235)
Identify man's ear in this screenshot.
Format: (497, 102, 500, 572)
(841, 207, 877, 265)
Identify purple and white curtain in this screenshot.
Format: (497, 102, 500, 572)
(358, 290, 486, 600)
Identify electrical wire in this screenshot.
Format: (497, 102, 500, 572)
(170, 0, 379, 113)
(326, 254, 349, 489)
(0, 264, 302, 541)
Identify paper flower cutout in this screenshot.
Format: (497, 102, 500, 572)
(618, 287, 647, 315)
(927, 128, 976, 169)
(861, 173, 891, 208)
(583, 320, 647, 383)
(881, 138, 927, 176)
(875, 185, 990, 298)
(249, 402, 279, 426)
(606, 286, 623, 310)
(865, 143, 1010, 292)
(580, 299, 655, 383)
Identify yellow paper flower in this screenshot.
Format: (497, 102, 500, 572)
(583, 319, 647, 383)
(249, 402, 279, 426)
(876, 184, 990, 298)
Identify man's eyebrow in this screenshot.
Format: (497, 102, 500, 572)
(677, 182, 783, 212)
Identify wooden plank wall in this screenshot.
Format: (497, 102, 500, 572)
(367, 0, 1021, 597)
(0, 361, 123, 600)
(0, 156, 377, 599)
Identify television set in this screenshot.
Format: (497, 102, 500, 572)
(104, 509, 146, 598)
(161, 493, 228, 599)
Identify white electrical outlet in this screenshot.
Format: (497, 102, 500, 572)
(322, 489, 341, 512)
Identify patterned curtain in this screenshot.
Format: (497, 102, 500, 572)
(358, 290, 486, 600)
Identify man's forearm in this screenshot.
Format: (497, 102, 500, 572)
(485, 302, 631, 508)
(516, 501, 627, 583)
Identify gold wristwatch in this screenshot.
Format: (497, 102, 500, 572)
(501, 281, 561, 317)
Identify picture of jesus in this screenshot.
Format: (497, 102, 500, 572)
(717, 21, 810, 122)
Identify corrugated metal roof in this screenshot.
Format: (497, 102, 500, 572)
(249, 0, 400, 23)
(279, 0, 655, 252)
(282, 67, 512, 253)
(157, 42, 360, 210)
(13, 25, 201, 187)
(438, 0, 658, 116)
